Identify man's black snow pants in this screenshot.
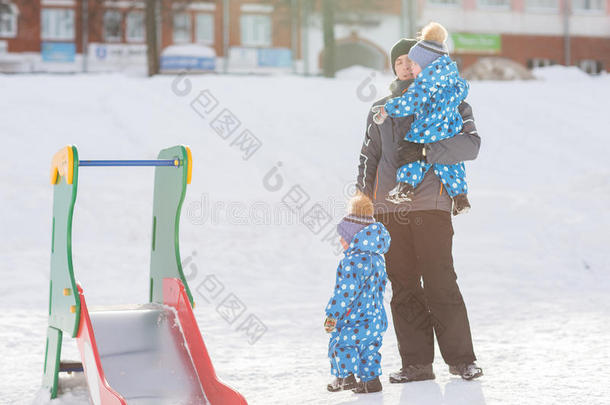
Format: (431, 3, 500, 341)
(376, 210, 476, 368)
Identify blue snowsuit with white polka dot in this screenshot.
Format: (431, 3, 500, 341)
(326, 222, 391, 382)
(384, 54, 470, 197)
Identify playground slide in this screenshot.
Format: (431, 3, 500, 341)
(75, 278, 247, 405)
(44, 146, 246, 403)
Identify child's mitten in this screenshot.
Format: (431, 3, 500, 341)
(398, 141, 426, 164)
(371, 105, 388, 125)
(324, 316, 337, 333)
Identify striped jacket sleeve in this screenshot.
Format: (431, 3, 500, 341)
(425, 101, 481, 165)
(356, 108, 382, 199)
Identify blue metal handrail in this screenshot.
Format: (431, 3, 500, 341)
(79, 160, 179, 167)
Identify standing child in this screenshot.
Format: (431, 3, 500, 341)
(324, 193, 391, 394)
(373, 22, 472, 215)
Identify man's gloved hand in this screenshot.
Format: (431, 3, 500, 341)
(324, 316, 337, 333)
(398, 141, 426, 164)
(371, 105, 388, 125)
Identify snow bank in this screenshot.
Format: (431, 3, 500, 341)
(532, 65, 601, 81)
(462, 57, 535, 81)
(335, 65, 388, 80)
(161, 44, 217, 58)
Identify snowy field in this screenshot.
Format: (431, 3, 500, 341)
(1, 66, 610, 405)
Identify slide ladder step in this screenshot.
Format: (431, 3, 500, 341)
(59, 360, 83, 373)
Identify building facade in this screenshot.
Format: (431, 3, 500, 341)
(0, 0, 608, 74)
(303, 0, 610, 75)
(419, 0, 610, 73)
(0, 0, 298, 73)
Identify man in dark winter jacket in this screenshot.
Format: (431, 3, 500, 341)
(355, 38, 483, 382)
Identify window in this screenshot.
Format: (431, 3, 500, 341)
(103, 10, 122, 42)
(477, 0, 511, 8)
(427, 0, 460, 5)
(0, 2, 18, 38)
(173, 12, 191, 43)
(196, 13, 214, 44)
(527, 58, 556, 69)
(525, 0, 559, 11)
(578, 59, 603, 75)
(41, 8, 74, 40)
(126, 11, 144, 42)
(572, 0, 605, 11)
(240, 14, 271, 47)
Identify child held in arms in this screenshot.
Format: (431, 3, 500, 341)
(373, 22, 472, 215)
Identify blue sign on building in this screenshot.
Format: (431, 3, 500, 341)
(160, 56, 216, 71)
(257, 48, 292, 68)
(95, 45, 108, 60)
(41, 42, 76, 63)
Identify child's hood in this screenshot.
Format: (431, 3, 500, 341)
(346, 222, 391, 255)
(420, 54, 463, 89)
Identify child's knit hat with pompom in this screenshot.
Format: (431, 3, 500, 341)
(337, 193, 375, 244)
(408, 22, 450, 70)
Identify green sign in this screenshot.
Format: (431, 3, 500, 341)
(451, 33, 502, 54)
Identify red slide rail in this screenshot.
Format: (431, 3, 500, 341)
(74, 280, 247, 405)
(163, 278, 248, 405)
(75, 284, 126, 405)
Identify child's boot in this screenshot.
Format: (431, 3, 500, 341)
(352, 376, 382, 393)
(386, 182, 414, 204)
(452, 194, 471, 215)
(327, 373, 357, 392)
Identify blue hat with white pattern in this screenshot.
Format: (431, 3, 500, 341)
(408, 40, 449, 70)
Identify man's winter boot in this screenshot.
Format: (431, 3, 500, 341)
(452, 194, 471, 215)
(449, 362, 483, 381)
(327, 373, 357, 392)
(389, 364, 435, 383)
(352, 376, 382, 393)
(386, 182, 415, 204)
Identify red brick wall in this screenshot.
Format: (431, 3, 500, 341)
(500, 34, 566, 66)
(227, 0, 294, 49)
(501, 33, 610, 69)
(455, 34, 610, 71)
(311, 0, 401, 14)
(463, 0, 477, 10)
(3, 1, 41, 52)
(213, 1, 224, 55)
(159, 0, 300, 57)
(4, 0, 114, 53)
(159, 0, 172, 50)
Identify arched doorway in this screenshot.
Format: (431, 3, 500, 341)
(320, 35, 388, 73)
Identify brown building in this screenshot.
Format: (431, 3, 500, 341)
(0, 0, 301, 72)
(0, 0, 608, 74)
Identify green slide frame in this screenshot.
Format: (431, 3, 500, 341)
(149, 145, 194, 305)
(42, 145, 193, 398)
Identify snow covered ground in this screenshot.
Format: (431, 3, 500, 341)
(1, 66, 610, 405)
